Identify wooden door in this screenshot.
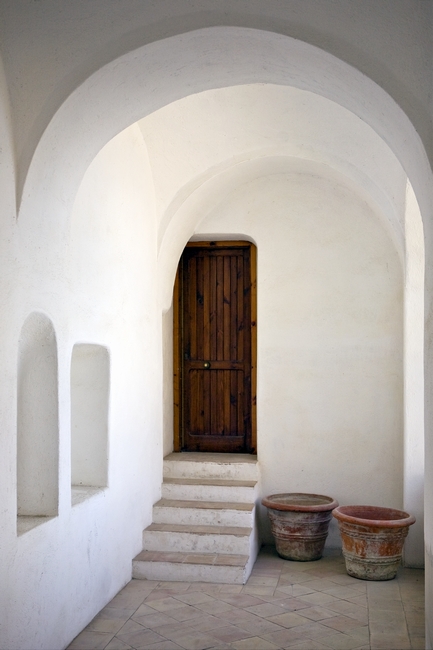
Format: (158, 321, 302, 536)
(174, 241, 256, 453)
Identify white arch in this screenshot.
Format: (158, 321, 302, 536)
(18, 27, 433, 229)
(15, 20, 431, 579)
(157, 153, 405, 312)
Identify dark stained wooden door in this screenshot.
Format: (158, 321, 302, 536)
(174, 241, 256, 453)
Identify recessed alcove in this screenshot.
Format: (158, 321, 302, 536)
(17, 312, 59, 535)
(70, 344, 110, 504)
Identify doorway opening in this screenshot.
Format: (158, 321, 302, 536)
(173, 241, 257, 453)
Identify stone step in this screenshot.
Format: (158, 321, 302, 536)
(132, 550, 250, 584)
(163, 453, 258, 481)
(153, 498, 254, 527)
(162, 477, 257, 503)
(143, 522, 252, 554)
(134, 453, 260, 584)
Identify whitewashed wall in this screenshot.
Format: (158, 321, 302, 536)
(0, 4, 431, 648)
(1, 124, 162, 650)
(194, 171, 403, 545)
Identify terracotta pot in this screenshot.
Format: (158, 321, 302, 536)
(262, 493, 339, 561)
(333, 505, 416, 580)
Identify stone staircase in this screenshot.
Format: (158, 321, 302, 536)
(132, 452, 260, 584)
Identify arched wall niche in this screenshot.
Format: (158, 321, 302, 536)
(70, 343, 110, 504)
(17, 312, 59, 533)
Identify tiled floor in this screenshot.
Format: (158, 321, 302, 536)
(67, 546, 424, 650)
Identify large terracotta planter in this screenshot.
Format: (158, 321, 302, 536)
(333, 505, 416, 580)
(262, 493, 339, 561)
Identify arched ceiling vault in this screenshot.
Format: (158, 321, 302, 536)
(17, 27, 432, 256)
(137, 83, 407, 252)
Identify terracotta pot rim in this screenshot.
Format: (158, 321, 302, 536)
(333, 505, 416, 528)
(262, 492, 339, 512)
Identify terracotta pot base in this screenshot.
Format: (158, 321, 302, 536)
(343, 550, 405, 581)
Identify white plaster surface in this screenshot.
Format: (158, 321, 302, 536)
(1, 124, 163, 650)
(0, 5, 431, 649)
(17, 312, 59, 518)
(404, 181, 425, 568)
(71, 344, 110, 489)
(193, 172, 403, 548)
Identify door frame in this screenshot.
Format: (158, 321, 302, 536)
(173, 240, 257, 453)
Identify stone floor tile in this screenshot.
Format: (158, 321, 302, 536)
(259, 595, 311, 611)
(267, 611, 312, 629)
(97, 606, 138, 621)
(289, 621, 344, 640)
(235, 617, 285, 636)
(186, 615, 228, 633)
(217, 584, 244, 594)
(150, 621, 194, 640)
(324, 600, 368, 622)
(289, 584, 317, 596)
(132, 611, 179, 628)
(296, 578, 341, 592)
(320, 615, 367, 633)
(146, 597, 191, 612)
(297, 591, 341, 607)
(156, 582, 192, 591)
(66, 549, 425, 650)
(131, 604, 160, 618)
(286, 641, 332, 650)
(345, 594, 368, 607)
(116, 625, 167, 649)
(140, 641, 183, 650)
(244, 601, 292, 618)
(220, 607, 281, 632)
(407, 624, 425, 637)
(67, 631, 114, 649)
(108, 592, 149, 609)
(230, 636, 280, 649)
(184, 583, 222, 595)
(347, 582, 368, 593)
(326, 574, 365, 586)
(406, 604, 425, 622)
(246, 575, 280, 587)
(217, 593, 265, 607)
(122, 580, 160, 594)
(253, 566, 287, 577)
(370, 632, 411, 649)
(296, 606, 339, 621)
(193, 599, 236, 614)
(85, 616, 126, 635)
(104, 638, 133, 650)
(241, 585, 277, 595)
(171, 630, 231, 650)
(319, 631, 368, 649)
(168, 606, 207, 622)
(278, 571, 317, 584)
(322, 585, 363, 599)
(261, 625, 309, 647)
(173, 592, 214, 605)
(145, 589, 188, 602)
(207, 625, 253, 643)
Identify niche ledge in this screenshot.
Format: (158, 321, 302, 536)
(17, 515, 56, 536)
(72, 485, 106, 506)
